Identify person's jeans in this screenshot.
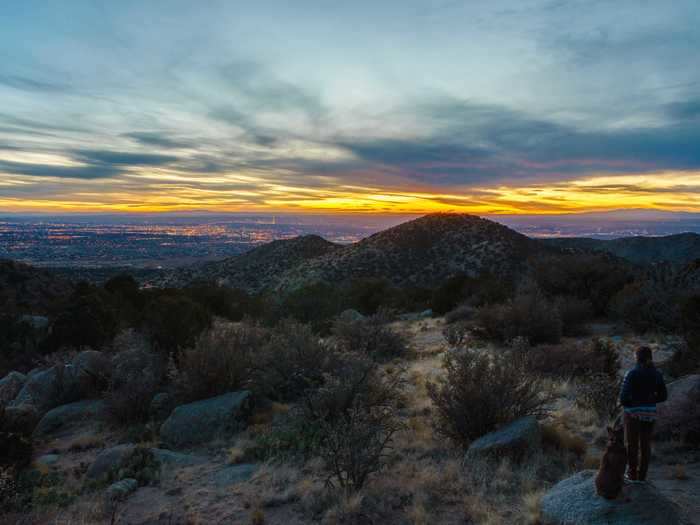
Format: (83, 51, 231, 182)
(624, 413, 655, 480)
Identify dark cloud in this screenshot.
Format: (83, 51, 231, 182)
(73, 150, 178, 166)
(336, 97, 700, 186)
(122, 132, 191, 149)
(0, 159, 121, 179)
(666, 99, 700, 121)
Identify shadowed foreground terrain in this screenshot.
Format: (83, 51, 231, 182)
(1, 214, 699, 524)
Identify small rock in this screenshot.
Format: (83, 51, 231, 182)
(160, 391, 252, 448)
(35, 454, 60, 468)
(86, 444, 136, 481)
(0, 371, 26, 408)
(540, 470, 682, 525)
(211, 464, 257, 486)
(105, 478, 138, 502)
(465, 416, 541, 462)
(338, 309, 365, 322)
(3, 404, 41, 434)
(149, 392, 174, 422)
(150, 448, 206, 467)
(33, 399, 106, 438)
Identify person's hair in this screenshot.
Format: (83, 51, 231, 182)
(636, 346, 653, 365)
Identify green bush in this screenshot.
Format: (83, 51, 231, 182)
(476, 290, 562, 345)
(427, 348, 552, 447)
(175, 322, 266, 402)
(332, 314, 407, 361)
(142, 293, 212, 355)
(252, 319, 336, 402)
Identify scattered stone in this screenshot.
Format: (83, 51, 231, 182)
(149, 392, 174, 422)
(8, 366, 62, 414)
(465, 416, 541, 462)
(86, 444, 136, 481)
(540, 470, 682, 525)
(3, 404, 41, 434)
(211, 464, 257, 487)
(0, 371, 26, 408)
(149, 448, 206, 467)
(105, 478, 138, 503)
(35, 454, 60, 468)
(71, 350, 111, 395)
(160, 391, 252, 448)
(338, 309, 365, 322)
(33, 399, 106, 438)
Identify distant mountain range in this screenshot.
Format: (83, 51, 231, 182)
(542, 233, 700, 265)
(163, 214, 550, 292)
(5, 214, 700, 305)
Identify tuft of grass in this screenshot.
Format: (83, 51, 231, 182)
(541, 423, 587, 456)
(250, 507, 266, 525)
(521, 489, 545, 524)
(582, 452, 601, 470)
(670, 464, 688, 480)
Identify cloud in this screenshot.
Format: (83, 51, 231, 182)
(73, 150, 179, 166)
(122, 132, 191, 149)
(0, 159, 121, 179)
(0, 74, 70, 93)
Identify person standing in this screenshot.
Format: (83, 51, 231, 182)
(619, 346, 668, 483)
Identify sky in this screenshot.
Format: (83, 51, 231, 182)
(0, 0, 699, 215)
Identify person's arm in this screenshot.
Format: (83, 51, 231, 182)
(620, 370, 633, 407)
(655, 370, 668, 403)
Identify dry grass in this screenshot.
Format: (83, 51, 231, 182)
(541, 423, 588, 456)
(670, 464, 689, 481)
(66, 435, 106, 453)
(521, 489, 545, 524)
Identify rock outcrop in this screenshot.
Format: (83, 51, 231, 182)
(33, 399, 106, 438)
(0, 371, 26, 408)
(465, 416, 541, 462)
(160, 391, 252, 448)
(540, 470, 682, 525)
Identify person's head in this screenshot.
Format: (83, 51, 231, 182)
(636, 346, 653, 366)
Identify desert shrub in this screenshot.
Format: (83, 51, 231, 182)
(332, 314, 407, 361)
(252, 319, 337, 402)
(174, 322, 266, 403)
(531, 253, 632, 315)
(610, 281, 681, 333)
(575, 373, 622, 422)
(427, 348, 553, 447)
(142, 293, 212, 355)
(431, 273, 513, 315)
(444, 303, 476, 324)
(671, 294, 700, 376)
(280, 282, 345, 332)
(555, 295, 593, 336)
(524, 338, 619, 379)
(184, 283, 264, 321)
(442, 322, 471, 348)
(300, 356, 405, 490)
(105, 349, 164, 425)
(49, 290, 119, 351)
(476, 290, 562, 345)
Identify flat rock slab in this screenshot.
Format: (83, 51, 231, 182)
(33, 399, 105, 438)
(465, 416, 541, 462)
(160, 391, 252, 448)
(540, 470, 682, 525)
(211, 464, 257, 487)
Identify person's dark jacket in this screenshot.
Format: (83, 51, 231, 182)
(620, 364, 668, 408)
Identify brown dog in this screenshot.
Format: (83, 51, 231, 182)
(595, 423, 628, 499)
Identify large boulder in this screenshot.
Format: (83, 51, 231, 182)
(111, 349, 162, 387)
(540, 470, 682, 525)
(465, 416, 541, 462)
(2, 404, 41, 434)
(33, 399, 106, 439)
(104, 478, 138, 504)
(149, 393, 174, 422)
(71, 350, 111, 394)
(0, 371, 26, 408)
(160, 391, 252, 448)
(7, 366, 62, 413)
(658, 374, 700, 417)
